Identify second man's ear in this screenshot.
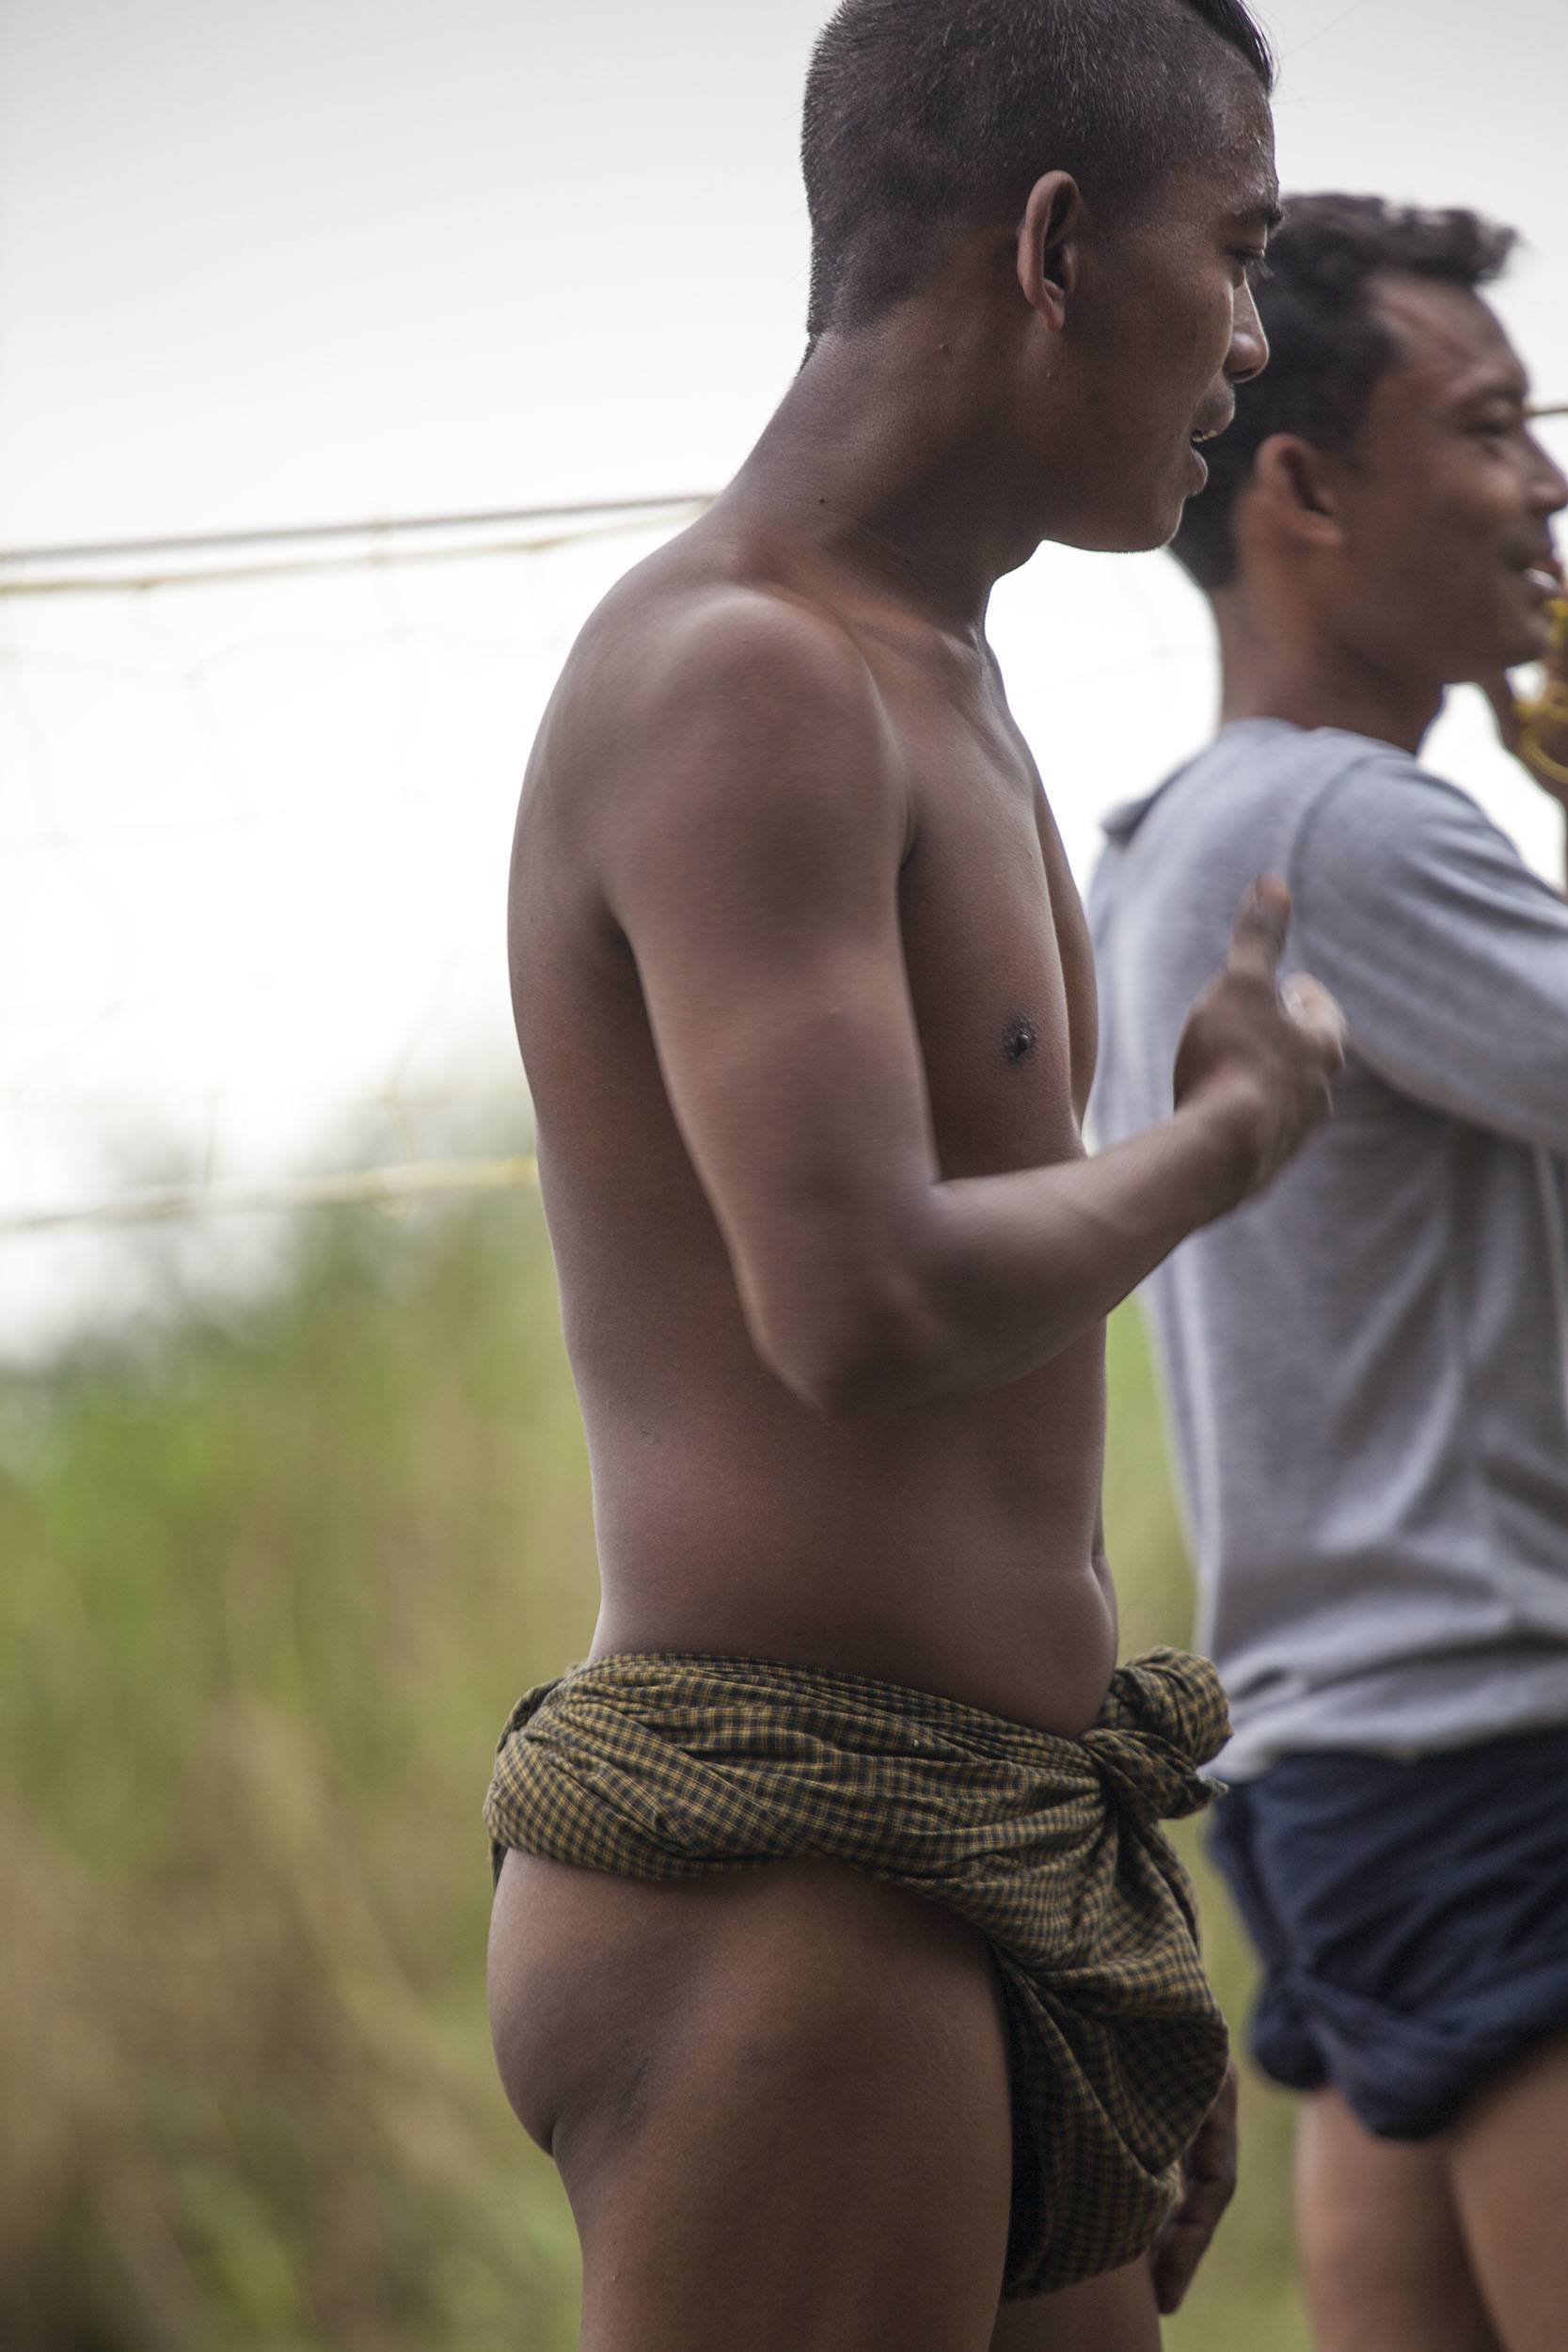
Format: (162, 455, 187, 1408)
(1251, 433, 1351, 549)
(1016, 171, 1085, 328)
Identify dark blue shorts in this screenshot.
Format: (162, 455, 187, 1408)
(1207, 1727, 1568, 2140)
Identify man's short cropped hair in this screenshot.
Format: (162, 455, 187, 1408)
(1173, 193, 1520, 592)
(801, 0, 1275, 342)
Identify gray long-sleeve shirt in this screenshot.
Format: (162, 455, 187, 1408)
(1088, 719, 1568, 1778)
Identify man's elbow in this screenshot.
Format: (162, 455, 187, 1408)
(782, 1345, 915, 1419)
(753, 1268, 950, 1418)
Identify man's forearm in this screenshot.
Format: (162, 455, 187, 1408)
(917, 1096, 1257, 1394)
(784, 1096, 1257, 1415)
(736, 879, 1341, 1416)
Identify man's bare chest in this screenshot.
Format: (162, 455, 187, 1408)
(895, 735, 1096, 1181)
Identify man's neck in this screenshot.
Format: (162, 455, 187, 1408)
(1211, 587, 1443, 756)
(721, 319, 1047, 638)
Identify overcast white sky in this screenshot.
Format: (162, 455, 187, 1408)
(3, 0, 1567, 1343)
(5, 0, 1567, 542)
(0, 0, 814, 540)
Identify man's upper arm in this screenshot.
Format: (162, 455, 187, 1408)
(598, 596, 936, 1391)
(1293, 758, 1568, 1150)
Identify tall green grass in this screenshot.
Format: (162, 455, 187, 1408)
(1, 1193, 1306, 2349)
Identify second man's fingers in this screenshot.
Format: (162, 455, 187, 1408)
(1228, 876, 1291, 978)
(1282, 973, 1349, 1065)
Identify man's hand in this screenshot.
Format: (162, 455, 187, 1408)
(1173, 878, 1347, 1202)
(1480, 581, 1568, 810)
(1150, 2062, 1240, 2317)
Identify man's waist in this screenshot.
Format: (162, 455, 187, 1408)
(490, 1642, 1230, 1834)
(1212, 1641, 1568, 1781)
(591, 1548, 1121, 1744)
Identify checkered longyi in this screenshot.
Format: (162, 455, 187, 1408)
(483, 1644, 1230, 2297)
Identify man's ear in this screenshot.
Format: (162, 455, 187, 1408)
(1250, 433, 1351, 551)
(1016, 171, 1084, 328)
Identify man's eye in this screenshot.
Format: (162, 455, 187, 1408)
(1232, 251, 1272, 287)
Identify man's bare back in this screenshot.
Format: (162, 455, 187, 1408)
(486, 4, 1345, 2344)
(513, 509, 1118, 1735)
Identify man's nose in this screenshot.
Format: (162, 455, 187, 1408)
(1227, 279, 1269, 386)
(1527, 434, 1568, 520)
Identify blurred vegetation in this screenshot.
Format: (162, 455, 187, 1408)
(1, 1190, 1307, 2350)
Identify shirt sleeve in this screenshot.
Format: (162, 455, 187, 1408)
(1290, 752, 1568, 1152)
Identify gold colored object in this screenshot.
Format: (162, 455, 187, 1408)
(1519, 729, 1568, 790)
(1516, 596, 1568, 785)
(1513, 596, 1568, 715)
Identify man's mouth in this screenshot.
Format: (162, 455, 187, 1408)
(1510, 543, 1562, 598)
(1189, 406, 1235, 451)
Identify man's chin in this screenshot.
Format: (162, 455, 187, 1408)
(1519, 609, 1557, 662)
(1446, 598, 1556, 683)
(1504, 577, 1561, 663)
(1056, 492, 1186, 558)
(1490, 610, 1555, 673)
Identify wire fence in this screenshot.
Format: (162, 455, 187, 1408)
(0, 498, 723, 1358)
(5, 431, 1565, 1348)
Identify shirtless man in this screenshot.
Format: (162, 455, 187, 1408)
(484, 4, 1344, 2346)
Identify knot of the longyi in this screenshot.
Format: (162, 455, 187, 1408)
(1080, 1647, 1231, 1824)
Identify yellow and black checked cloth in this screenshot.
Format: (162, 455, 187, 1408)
(483, 1644, 1230, 2298)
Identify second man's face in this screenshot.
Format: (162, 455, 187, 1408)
(1330, 277, 1567, 684)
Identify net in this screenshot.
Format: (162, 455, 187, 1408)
(5, 431, 1564, 1357)
(0, 500, 704, 1349)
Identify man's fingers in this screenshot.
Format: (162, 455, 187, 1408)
(1281, 973, 1349, 1066)
(1227, 876, 1291, 981)
(1150, 2060, 1240, 2315)
(1150, 2153, 1239, 2315)
(1150, 2173, 1236, 2314)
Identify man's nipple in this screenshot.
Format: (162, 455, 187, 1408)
(1001, 1014, 1039, 1067)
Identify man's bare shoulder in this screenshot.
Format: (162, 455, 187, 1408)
(534, 534, 903, 818)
